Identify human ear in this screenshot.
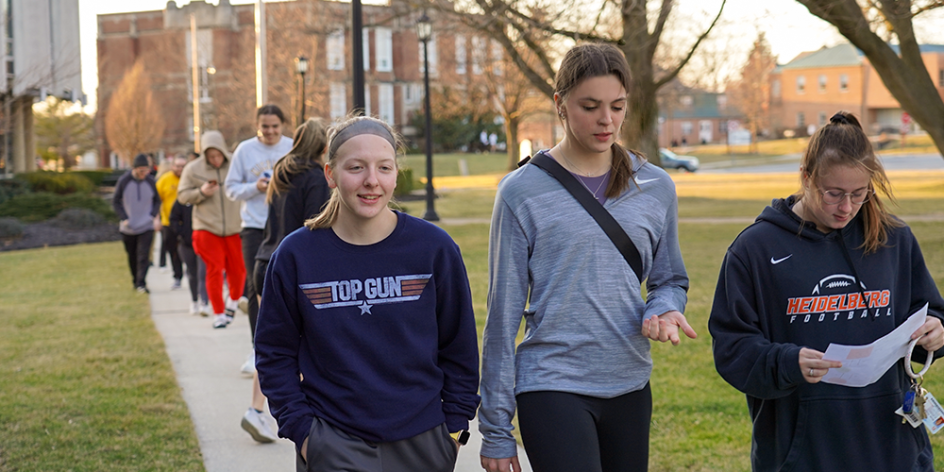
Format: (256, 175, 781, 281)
(325, 163, 336, 189)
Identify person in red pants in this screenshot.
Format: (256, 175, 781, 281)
(177, 130, 245, 328)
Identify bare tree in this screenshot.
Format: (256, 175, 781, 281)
(104, 61, 166, 166)
(795, 0, 944, 159)
(441, 0, 726, 165)
(34, 97, 95, 169)
(726, 32, 777, 154)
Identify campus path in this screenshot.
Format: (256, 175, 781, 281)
(146, 263, 531, 472)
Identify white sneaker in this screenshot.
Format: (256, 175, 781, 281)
(241, 350, 256, 376)
(190, 301, 200, 315)
(237, 296, 249, 314)
(212, 314, 228, 329)
(241, 408, 278, 443)
(199, 302, 211, 317)
(225, 297, 239, 317)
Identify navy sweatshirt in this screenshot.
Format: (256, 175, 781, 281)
(709, 196, 944, 472)
(255, 211, 480, 452)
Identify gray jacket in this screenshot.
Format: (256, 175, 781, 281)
(478, 151, 689, 459)
(112, 171, 160, 235)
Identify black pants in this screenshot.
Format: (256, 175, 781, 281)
(178, 243, 208, 304)
(517, 384, 652, 472)
(253, 259, 269, 340)
(121, 230, 154, 289)
(160, 226, 183, 279)
(240, 228, 264, 340)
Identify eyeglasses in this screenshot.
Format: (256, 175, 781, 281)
(820, 188, 873, 205)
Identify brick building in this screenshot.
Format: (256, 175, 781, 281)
(768, 43, 944, 137)
(96, 0, 557, 168)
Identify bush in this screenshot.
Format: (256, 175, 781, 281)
(18, 171, 95, 195)
(395, 168, 415, 196)
(70, 170, 116, 187)
(0, 178, 30, 205)
(52, 208, 107, 229)
(0, 192, 115, 222)
(0, 217, 24, 239)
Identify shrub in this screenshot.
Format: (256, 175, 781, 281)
(395, 168, 414, 196)
(0, 217, 24, 239)
(52, 208, 107, 229)
(18, 171, 95, 195)
(70, 170, 115, 187)
(0, 178, 30, 205)
(0, 192, 115, 222)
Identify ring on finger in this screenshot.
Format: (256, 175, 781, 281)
(809, 368, 815, 377)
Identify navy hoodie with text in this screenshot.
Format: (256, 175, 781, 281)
(709, 196, 944, 472)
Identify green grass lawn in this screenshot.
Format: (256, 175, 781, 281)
(401, 152, 511, 178)
(3, 172, 944, 470)
(0, 243, 203, 472)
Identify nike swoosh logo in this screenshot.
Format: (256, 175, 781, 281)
(770, 255, 792, 264)
(635, 178, 658, 185)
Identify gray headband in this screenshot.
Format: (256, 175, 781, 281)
(328, 120, 397, 158)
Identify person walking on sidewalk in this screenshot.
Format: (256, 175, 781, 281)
(177, 131, 245, 329)
(256, 115, 480, 472)
(225, 104, 293, 374)
(169, 199, 210, 316)
(479, 43, 695, 472)
(239, 117, 330, 444)
(156, 154, 187, 290)
(113, 153, 161, 294)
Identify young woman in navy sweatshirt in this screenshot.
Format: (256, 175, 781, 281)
(254, 115, 480, 472)
(709, 111, 944, 471)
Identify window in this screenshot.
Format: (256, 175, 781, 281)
(327, 30, 345, 71)
(378, 83, 394, 124)
(375, 28, 392, 72)
(772, 79, 781, 98)
(471, 36, 485, 75)
(418, 35, 438, 77)
(363, 29, 370, 71)
(818, 75, 827, 93)
(364, 85, 371, 116)
(455, 34, 466, 74)
(797, 75, 806, 94)
(491, 40, 503, 76)
(840, 74, 849, 92)
(330, 82, 346, 119)
(403, 83, 422, 105)
(819, 112, 827, 126)
(681, 121, 693, 135)
(797, 112, 805, 128)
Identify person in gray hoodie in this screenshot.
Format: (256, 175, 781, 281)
(112, 153, 161, 293)
(479, 43, 695, 472)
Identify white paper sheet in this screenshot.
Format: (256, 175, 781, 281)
(820, 303, 928, 387)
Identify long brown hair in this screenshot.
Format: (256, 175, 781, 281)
(305, 114, 402, 230)
(796, 110, 901, 253)
(266, 118, 329, 204)
(554, 43, 642, 198)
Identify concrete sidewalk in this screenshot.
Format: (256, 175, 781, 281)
(145, 267, 531, 472)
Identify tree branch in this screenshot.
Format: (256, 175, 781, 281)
(655, 0, 726, 88)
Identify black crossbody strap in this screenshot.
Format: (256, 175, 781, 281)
(528, 153, 644, 282)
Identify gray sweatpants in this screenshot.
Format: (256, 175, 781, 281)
(296, 417, 459, 472)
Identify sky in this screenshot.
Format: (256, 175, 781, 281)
(76, 0, 944, 112)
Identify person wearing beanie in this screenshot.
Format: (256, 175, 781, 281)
(112, 153, 161, 293)
(177, 131, 246, 329)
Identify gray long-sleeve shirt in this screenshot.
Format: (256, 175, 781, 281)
(478, 151, 689, 459)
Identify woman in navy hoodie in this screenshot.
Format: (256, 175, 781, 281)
(709, 111, 944, 471)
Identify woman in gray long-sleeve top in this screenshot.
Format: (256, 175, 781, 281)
(478, 43, 695, 472)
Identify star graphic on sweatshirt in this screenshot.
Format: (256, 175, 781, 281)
(358, 301, 373, 315)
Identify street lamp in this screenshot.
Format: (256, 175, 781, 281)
(295, 56, 309, 124)
(416, 12, 439, 221)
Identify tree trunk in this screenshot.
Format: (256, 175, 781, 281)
(506, 117, 521, 170)
(623, 71, 662, 166)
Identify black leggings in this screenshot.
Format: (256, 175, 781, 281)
(517, 384, 652, 472)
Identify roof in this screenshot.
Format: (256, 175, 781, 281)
(782, 42, 944, 70)
(661, 92, 741, 120)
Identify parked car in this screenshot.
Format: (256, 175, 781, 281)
(659, 148, 700, 172)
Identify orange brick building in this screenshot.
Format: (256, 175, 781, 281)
(96, 0, 556, 167)
(768, 43, 944, 137)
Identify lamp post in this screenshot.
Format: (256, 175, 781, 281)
(416, 12, 439, 221)
(295, 56, 309, 124)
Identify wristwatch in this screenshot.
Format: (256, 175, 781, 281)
(449, 430, 470, 446)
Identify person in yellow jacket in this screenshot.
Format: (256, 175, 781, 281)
(177, 131, 245, 329)
(156, 155, 187, 289)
